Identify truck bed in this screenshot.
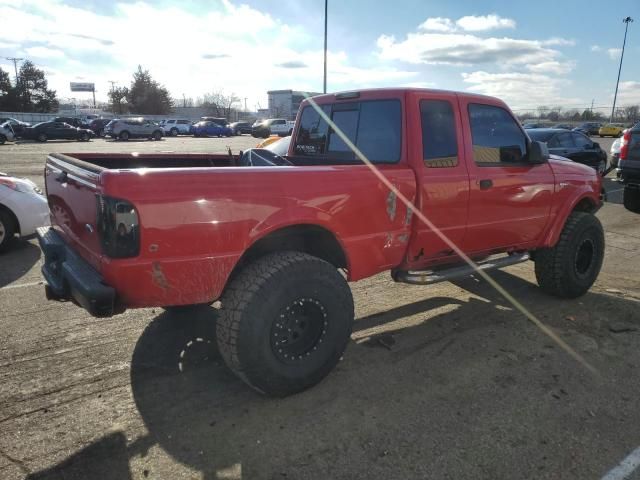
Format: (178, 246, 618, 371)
(52, 152, 237, 171)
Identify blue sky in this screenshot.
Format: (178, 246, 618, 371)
(0, 0, 638, 113)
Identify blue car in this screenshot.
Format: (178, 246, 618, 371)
(192, 121, 233, 137)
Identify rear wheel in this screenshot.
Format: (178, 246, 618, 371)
(534, 212, 604, 298)
(80, 132, 89, 141)
(153, 130, 163, 141)
(217, 251, 354, 396)
(119, 131, 130, 141)
(623, 186, 640, 213)
(37, 132, 47, 142)
(170, 128, 178, 137)
(0, 209, 16, 253)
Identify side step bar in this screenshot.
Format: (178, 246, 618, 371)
(392, 252, 530, 285)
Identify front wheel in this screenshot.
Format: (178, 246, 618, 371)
(37, 132, 47, 142)
(80, 132, 89, 141)
(623, 186, 640, 213)
(217, 251, 354, 396)
(119, 131, 130, 141)
(0, 209, 16, 253)
(0, 135, 5, 145)
(153, 130, 163, 141)
(534, 212, 604, 298)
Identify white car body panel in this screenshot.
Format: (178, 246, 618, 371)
(0, 176, 50, 237)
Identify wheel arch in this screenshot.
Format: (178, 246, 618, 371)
(541, 193, 600, 248)
(0, 203, 20, 234)
(226, 223, 349, 288)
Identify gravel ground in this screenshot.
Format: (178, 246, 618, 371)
(2, 135, 640, 480)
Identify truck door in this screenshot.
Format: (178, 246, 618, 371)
(459, 99, 554, 253)
(405, 92, 470, 265)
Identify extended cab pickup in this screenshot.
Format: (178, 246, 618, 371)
(37, 88, 605, 396)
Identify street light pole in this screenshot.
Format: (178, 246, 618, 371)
(323, 0, 328, 94)
(610, 16, 633, 123)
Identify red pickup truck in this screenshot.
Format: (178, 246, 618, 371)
(37, 88, 605, 396)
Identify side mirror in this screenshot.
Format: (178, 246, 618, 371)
(529, 141, 549, 164)
(592, 142, 600, 148)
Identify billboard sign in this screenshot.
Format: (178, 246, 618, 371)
(70, 82, 95, 92)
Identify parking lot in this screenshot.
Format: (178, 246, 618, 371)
(2, 135, 640, 480)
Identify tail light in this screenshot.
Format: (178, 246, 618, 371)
(620, 130, 631, 160)
(96, 195, 140, 258)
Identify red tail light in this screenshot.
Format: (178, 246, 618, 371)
(620, 130, 631, 160)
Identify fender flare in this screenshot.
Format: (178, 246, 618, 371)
(540, 191, 600, 248)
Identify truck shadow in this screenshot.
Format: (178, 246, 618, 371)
(25, 271, 640, 479)
(0, 239, 41, 288)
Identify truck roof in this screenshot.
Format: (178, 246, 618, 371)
(306, 87, 502, 105)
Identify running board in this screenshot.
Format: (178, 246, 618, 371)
(392, 252, 530, 285)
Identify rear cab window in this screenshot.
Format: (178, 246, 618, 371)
(293, 98, 402, 164)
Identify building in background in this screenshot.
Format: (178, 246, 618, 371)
(267, 90, 322, 120)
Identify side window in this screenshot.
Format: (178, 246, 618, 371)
(468, 103, 527, 165)
(556, 132, 575, 148)
(572, 132, 591, 148)
(421, 99, 458, 168)
(356, 100, 401, 163)
(295, 105, 331, 155)
(178, 120, 189, 124)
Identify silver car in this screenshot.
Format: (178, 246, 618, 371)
(105, 118, 164, 141)
(0, 122, 16, 144)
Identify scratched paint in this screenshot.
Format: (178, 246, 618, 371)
(151, 262, 170, 290)
(386, 191, 397, 221)
(404, 206, 413, 226)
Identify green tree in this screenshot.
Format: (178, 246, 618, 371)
(108, 86, 129, 114)
(126, 66, 172, 114)
(17, 61, 58, 112)
(0, 67, 13, 110)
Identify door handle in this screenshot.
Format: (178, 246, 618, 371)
(478, 179, 493, 190)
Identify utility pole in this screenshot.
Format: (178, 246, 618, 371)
(5, 57, 23, 86)
(323, 0, 328, 94)
(182, 93, 186, 108)
(244, 97, 248, 111)
(611, 16, 633, 123)
(108, 80, 116, 93)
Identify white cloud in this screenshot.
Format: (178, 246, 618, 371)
(0, 0, 417, 107)
(456, 14, 515, 32)
(591, 45, 601, 52)
(616, 81, 640, 104)
(24, 46, 65, 58)
(607, 48, 622, 60)
(419, 17, 455, 32)
(462, 71, 580, 108)
(526, 60, 575, 75)
(419, 14, 515, 33)
(377, 32, 561, 66)
(542, 37, 575, 47)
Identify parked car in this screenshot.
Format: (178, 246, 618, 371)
(36, 87, 604, 397)
(0, 172, 49, 252)
(0, 122, 16, 144)
(160, 119, 192, 136)
(0, 117, 31, 137)
(599, 123, 625, 137)
(573, 122, 602, 136)
(229, 121, 252, 135)
(610, 137, 622, 168)
(252, 118, 295, 138)
(527, 128, 608, 174)
(23, 121, 94, 142)
(522, 122, 545, 129)
(104, 118, 164, 141)
(256, 135, 282, 149)
(88, 118, 112, 137)
(200, 117, 228, 126)
(54, 116, 89, 128)
(192, 121, 233, 137)
(616, 123, 640, 212)
(262, 135, 291, 157)
(552, 124, 573, 130)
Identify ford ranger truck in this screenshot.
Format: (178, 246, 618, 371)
(37, 88, 604, 396)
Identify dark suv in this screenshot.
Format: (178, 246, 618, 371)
(229, 121, 252, 135)
(617, 123, 640, 213)
(88, 118, 112, 137)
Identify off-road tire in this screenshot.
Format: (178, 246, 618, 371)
(0, 209, 16, 253)
(623, 186, 640, 213)
(534, 212, 604, 298)
(217, 251, 354, 396)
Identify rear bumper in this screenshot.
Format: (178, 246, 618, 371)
(37, 227, 120, 317)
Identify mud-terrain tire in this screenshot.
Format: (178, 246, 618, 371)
(623, 186, 640, 213)
(534, 212, 604, 298)
(217, 251, 353, 396)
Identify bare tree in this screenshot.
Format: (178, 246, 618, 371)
(622, 105, 639, 123)
(198, 90, 240, 119)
